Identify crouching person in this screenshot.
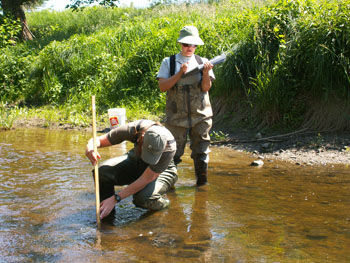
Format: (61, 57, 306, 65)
(85, 119, 177, 219)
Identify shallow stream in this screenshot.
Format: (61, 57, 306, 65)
(0, 128, 349, 262)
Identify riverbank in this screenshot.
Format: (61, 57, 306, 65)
(211, 125, 350, 167)
(6, 116, 350, 167)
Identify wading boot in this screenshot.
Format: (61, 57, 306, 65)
(194, 160, 208, 186)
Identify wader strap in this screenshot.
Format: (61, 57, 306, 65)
(136, 121, 143, 132)
(170, 55, 176, 77)
(136, 120, 157, 133)
(194, 54, 203, 65)
(170, 54, 203, 77)
(194, 54, 203, 78)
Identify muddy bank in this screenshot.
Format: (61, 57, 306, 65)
(211, 127, 350, 167)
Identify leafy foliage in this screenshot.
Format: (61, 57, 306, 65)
(0, 14, 21, 47)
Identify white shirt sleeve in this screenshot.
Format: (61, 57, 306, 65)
(156, 57, 171, 79)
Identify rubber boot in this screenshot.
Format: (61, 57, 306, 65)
(194, 159, 208, 186)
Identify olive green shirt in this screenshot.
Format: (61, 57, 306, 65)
(107, 119, 176, 173)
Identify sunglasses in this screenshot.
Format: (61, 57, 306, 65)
(182, 43, 197, 48)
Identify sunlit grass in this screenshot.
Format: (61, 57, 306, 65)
(0, 103, 17, 130)
(0, 101, 163, 130)
(1, 0, 350, 131)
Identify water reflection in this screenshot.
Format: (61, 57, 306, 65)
(0, 128, 349, 262)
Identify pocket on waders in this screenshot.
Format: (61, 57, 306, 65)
(170, 101, 177, 113)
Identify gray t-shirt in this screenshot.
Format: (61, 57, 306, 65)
(157, 53, 215, 86)
(107, 119, 176, 173)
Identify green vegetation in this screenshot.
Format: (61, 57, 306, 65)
(1, 0, 349, 131)
(0, 14, 22, 48)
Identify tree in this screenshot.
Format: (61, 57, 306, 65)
(0, 0, 46, 41)
(67, 0, 120, 10)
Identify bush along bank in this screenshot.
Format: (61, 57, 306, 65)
(0, 0, 349, 131)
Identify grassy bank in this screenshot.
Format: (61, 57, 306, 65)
(1, 0, 349, 131)
(0, 101, 162, 131)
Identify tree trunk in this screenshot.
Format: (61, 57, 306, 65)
(1, 0, 34, 41)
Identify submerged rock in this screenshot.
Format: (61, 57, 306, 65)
(250, 160, 264, 166)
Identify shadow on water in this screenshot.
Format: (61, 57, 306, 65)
(0, 128, 350, 262)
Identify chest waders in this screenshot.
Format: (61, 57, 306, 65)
(165, 54, 213, 128)
(166, 54, 212, 186)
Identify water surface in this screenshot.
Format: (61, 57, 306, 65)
(0, 128, 349, 262)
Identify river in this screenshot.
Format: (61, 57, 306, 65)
(0, 128, 349, 262)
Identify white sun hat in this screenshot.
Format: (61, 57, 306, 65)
(177, 26, 204, 46)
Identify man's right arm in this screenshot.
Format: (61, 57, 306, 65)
(158, 62, 188, 92)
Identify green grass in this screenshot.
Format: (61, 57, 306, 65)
(0, 102, 163, 130)
(0, 103, 17, 130)
(1, 0, 349, 131)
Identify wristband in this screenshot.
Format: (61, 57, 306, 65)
(115, 194, 121, 203)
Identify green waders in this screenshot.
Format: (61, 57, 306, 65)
(95, 152, 178, 210)
(165, 81, 213, 186)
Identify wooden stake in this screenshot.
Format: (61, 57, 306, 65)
(92, 95, 101, 227)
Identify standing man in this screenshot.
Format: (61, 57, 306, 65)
(157, 26, 215, 186)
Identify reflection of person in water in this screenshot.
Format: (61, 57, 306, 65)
(85, 119, 178, 219)
(165, 189, 212, 260)
(186, 189, 212, 260)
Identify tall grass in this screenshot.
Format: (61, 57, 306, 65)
(214, 0, 350, 129)
(1, 0, 349, 131)
(27, 6, 144, 45)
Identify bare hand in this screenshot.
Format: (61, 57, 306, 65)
(203, 61, 214, 74)
(100, 195, 116, 219)
(85, 144, 101, 166)
(180, 62, 189, 74)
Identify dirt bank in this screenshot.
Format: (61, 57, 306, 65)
(210, 127, 350, 167)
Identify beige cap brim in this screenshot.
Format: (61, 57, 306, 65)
(177, 36, 204, 46)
